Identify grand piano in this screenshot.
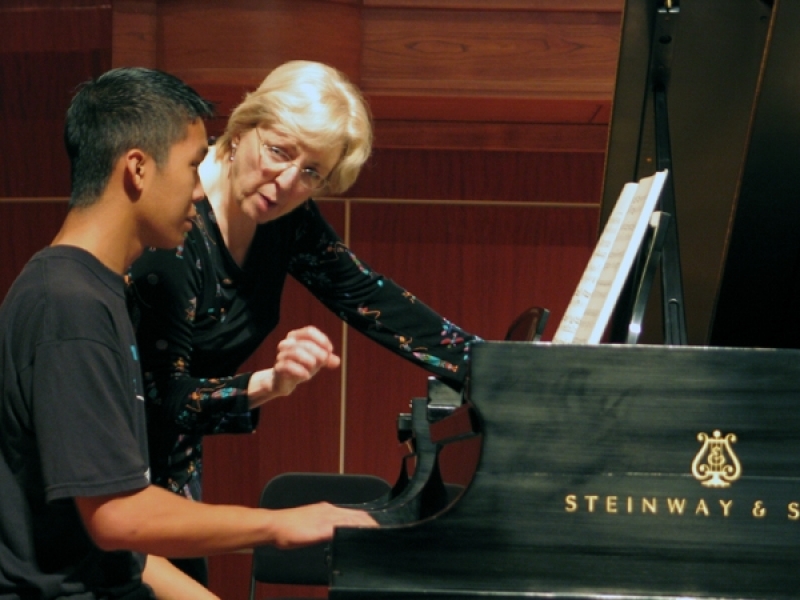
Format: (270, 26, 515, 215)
(326, 1, 800, 597)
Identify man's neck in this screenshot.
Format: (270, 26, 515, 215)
(51, 202, 141, 275)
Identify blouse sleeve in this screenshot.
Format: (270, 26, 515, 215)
(128, 239, 256, 436)
(287, 201, 482, 389)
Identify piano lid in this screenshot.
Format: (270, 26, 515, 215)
(601, 0, 800, 348)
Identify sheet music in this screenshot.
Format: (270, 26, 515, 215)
(553, 170, 668, 345)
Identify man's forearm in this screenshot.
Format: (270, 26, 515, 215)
(74, 483, 376, 557)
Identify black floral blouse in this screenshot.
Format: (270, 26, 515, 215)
(128, 197, 480, 500)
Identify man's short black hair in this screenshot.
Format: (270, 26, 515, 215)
(64, 67, 214, 208)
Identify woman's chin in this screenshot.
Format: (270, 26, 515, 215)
(243, 195, 273, 223)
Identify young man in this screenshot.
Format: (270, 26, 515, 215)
(0, 67, 375, 600)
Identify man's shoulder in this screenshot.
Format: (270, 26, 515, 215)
(31, 247, 122, 302)
(1, 247, 127, 343)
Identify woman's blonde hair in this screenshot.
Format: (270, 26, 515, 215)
(217, 60, 372, 195)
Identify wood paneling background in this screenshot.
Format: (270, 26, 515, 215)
(0, 1, 621, 598)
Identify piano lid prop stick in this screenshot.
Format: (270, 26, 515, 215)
(552, 170, 668, 345)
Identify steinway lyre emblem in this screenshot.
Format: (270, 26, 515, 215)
(691, 430, 742, 488)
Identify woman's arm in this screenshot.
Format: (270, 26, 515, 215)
(289, 201, 482, 389)
(129, 242, 254, 434)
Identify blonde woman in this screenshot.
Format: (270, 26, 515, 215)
(128, 60, 479, 583)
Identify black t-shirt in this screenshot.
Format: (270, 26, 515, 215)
(0, 246, 152, 599)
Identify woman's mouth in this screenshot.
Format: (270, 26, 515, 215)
(257, 192, 276, 212)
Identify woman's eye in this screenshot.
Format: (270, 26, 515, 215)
(269, 146, 290, 161)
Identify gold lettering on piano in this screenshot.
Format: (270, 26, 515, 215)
(720, 499, 733, 516)
(563, 433, 800, 524)
(643, 497, 657, 514)
(666, 498, 685, 514)
(695, 499, 709, 516)
(564, 497, 800, 522)
(565, 495, 739, 518)
(692, 430, 742, 488)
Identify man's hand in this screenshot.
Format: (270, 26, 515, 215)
(267, 502, 378, 549)
(247, 326, 341, 407)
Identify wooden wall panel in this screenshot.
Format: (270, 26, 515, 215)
(0, 202, 69, 299)
(112, 0, 158, 68)
(1, 0, 111, 296)
(364, 0, 621, 9)
(0, 1, 111, 198)
(360, 7, 619, 98)
(349, 147, 606, 202)
(156, 0, 362, 86)
(360, 3, 620, 151)
(373, 119, 610, 152)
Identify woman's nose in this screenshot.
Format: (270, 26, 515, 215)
(275, 163, 301, 188)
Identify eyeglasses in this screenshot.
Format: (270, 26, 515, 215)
(253, 128, 328, 193)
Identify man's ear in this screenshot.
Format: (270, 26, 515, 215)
(123, 149, 148, 198)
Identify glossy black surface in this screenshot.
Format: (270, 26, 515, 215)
(330, 343, 800, 599)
